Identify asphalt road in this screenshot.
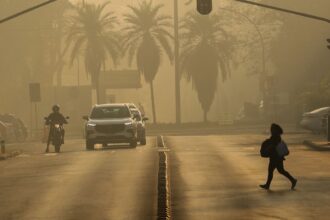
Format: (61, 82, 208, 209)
(1, 132, 329, 220)
(168, 133, 330, 220)
(0, 138, 158, 220)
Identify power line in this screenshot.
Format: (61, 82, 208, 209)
(0, 0, 58, 24)
(235, 0, 330, 24)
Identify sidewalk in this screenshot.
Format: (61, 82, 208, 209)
(303, 139, 330, 151)
(147, 123, 307, 136)
(0, 140, 42, 160)
(303, 135, 330, 151)
(0, 142, 21, 160)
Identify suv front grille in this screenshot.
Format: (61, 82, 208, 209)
(95, 124, 125, 133)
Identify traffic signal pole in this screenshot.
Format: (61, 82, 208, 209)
(327, 40, 330, 142)
(0, 0, 58, 24)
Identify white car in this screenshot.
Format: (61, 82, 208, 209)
(130, 109, 148, 145)
(83, 104, 138, 150)
(300, 107, 330, 133)
(126, 103, 138, 110)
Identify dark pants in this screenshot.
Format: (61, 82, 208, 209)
(266, 159, 295, 186)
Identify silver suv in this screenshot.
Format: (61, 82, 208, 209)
(83, 104, 138, 150)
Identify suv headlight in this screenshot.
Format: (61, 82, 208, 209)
(125, 122, 133, 127)
(86, 123, 96, 129)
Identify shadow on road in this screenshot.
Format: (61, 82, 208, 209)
(265, 189, 296, 196)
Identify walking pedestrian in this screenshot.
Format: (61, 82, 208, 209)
(259, 123, 297, 190)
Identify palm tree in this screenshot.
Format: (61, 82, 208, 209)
(180, 12, 233, 122)
(65, 2, 120, 103)
(121, 1, 173, 124)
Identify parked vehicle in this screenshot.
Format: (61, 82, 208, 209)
(0, 121, 15, 142)
(83, 104, 138, 150)
(0, 114, 27, 142)
(300, 107, 330, 133)
(130, 108, 148, 145)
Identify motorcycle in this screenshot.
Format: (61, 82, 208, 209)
(44, 116, 69, 153)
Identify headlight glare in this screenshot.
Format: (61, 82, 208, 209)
(87, 123, 96, 127)
(125, 122, 133, 126)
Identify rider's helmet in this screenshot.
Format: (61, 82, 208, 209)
(52, 104, 60, 113)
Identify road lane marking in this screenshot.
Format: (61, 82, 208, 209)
(17, 154, 31, 157)
(44, 153, 58, 156)
(157, 135, 171, 220)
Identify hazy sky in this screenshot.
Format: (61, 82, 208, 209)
(66, 0, 330, 23)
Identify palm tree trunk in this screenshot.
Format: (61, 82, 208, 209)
(95, 82, 100, 104)
(95, 77, 100, 104)
(150, 81, 157, 124)
(203, 110, 207, 123)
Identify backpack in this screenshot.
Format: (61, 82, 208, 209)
(260, 140, 271, 158)
(276, 141, 289, 157)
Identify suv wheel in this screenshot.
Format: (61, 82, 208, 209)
(86, 140, 94, 150)
(130, 139, 137, 148)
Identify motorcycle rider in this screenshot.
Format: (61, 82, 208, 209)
(45, 105, 68, 153)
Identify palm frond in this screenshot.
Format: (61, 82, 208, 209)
(155, 33, 173, 63)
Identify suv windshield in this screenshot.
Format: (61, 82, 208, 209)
(90, 106, 131, 119)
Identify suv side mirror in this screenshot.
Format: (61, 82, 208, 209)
(82, 115, 89, 120)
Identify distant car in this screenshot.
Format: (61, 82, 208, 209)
(300, 107, 330, 133)
(130, 108, 148, 145)
(83, 104, 138, 150)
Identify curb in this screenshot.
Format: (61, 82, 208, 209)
(157, 135, 171, 220)
(303, 140, 330, 151)
(0, 150, 22, 160)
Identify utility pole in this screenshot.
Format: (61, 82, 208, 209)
(327, 38, 330, 142)
(174, 0, 181, 124)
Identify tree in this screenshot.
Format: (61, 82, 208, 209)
(297, 74, 330, 111)
(0, 1, 71, 113)
(121, 1, 173, 124)
(180, 12, 233, 122)
(65, 2, 120, 103)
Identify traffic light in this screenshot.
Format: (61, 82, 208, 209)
(327, 38, 330, 50)
(197, 0, 212, 15)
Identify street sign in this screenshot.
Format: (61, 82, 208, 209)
(197, 0, 212, 15)
(29, 83, 41, 102)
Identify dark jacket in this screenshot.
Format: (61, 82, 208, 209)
(261, 135, 284, 161)
(46, 112, 67, 125)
